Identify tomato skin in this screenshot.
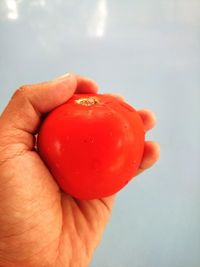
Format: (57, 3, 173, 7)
(37, 94, 145, 200)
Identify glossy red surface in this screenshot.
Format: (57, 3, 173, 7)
(37, 94, 145, 199)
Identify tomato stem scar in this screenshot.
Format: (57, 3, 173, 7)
(75, 97, 99, 106)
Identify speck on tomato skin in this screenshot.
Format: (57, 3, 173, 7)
(37, 93, 145, 200)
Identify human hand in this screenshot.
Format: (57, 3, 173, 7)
(0, 74, 160, 267)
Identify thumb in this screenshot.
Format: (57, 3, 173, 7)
(0, 73, 97, 150)
(0, 73, 76, 135)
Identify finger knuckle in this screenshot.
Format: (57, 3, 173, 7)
(11, 85, 30, 100)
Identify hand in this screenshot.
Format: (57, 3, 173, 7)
(0, 74, 160, 267)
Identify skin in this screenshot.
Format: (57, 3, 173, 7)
(0, 74, 160, 267)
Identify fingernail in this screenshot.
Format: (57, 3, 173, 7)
(54, 73, 73, 81)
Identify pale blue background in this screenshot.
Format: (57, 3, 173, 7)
(0, 1, 200, 266)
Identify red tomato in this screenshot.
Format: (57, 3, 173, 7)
(37, 94, 145, 200)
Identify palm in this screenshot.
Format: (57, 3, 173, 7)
(0, 147, 112, 266)
(0, 74, 159, 267)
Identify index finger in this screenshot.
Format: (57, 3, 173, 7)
(137, 109, 157, 132)
(76, 75, 99, 94)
